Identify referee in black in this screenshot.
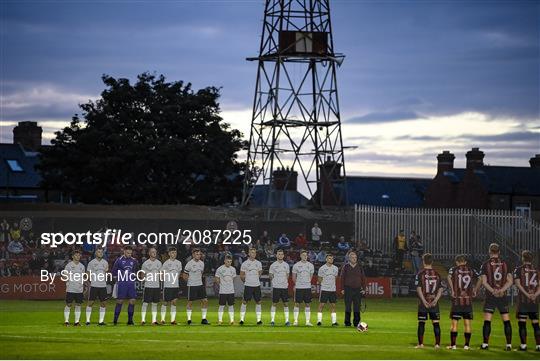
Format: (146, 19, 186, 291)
(340, 250, 366, 327)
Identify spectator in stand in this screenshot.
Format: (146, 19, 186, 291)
(259, 230, 269, 245)
(7, 238, 24, 255)
(358, 239, 369, 251)
(394, 229, 407, 270)
(10, 223, 21, 242)
(294, 233, 307, 249)
(0, 245, 9, 260)
(0, 219, 10, 244)
(329, 233, 339, 248)
(29, 253, 44, 275)
(253, 239, 265, 255)
(276, 233, 291, 250)
(316, 247, 326, 264)
(0, 259, 11, 277)
(264, 242, 275, 260)
(11, 262, 24, 276)
(337, 237, 350, 254)
(408, 232, 424, 273)
(308, 249, 317, 263)
(311, 223, 322, 245)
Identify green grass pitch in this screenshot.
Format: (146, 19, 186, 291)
(0, 298, 537, 359)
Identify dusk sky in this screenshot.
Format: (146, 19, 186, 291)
(1, 0, 539, 178)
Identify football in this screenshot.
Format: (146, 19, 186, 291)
(357, 322, 369, 332)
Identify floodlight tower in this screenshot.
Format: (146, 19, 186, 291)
(242, 0, 348, 208)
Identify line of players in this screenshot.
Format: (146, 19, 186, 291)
(63, 245, 356, 328)
(415, 243, 539, 352)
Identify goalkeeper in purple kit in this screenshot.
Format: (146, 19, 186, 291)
(112, 245, 139, 325)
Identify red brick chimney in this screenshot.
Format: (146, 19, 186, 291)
(272, 166, 298, 191)
(319, 156, 342, 206)
(436, 150, 455, 174)
(529, 154, 540, 168)
(466, 147, 484, 170)
(13, 121, 42, 151)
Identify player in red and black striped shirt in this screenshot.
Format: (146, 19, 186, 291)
(446, 254, 482, 350)
(513, 250, 540, 352)
(480, 243, 514, 351)
(414, 253, 443, 349)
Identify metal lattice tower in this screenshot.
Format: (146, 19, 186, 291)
(242, 0, 347, 208)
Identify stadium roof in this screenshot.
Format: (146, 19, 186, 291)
(345, 176, 430, 207)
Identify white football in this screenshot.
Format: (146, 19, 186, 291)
(357, 322, 368, 332)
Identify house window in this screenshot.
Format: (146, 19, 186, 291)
(515, 204, 531, 219)
(5, 159, 23, 172)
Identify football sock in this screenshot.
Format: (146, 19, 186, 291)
(240, 303, 246, 321)
(99, 307, 106, 323)
(161, 305, 167, 322)
(433, 322, 441, 345)
(464, 332, 472, 346)
(64, 306, 70, 323)
(293, 307, 299, 322)
(483, 320, 491, 344)
(86, 306, 92, 323)
(450, 331, 458, 346)
(202, 308, 208, 320)
(305, 306, 311, 323)
(519, 321, 527, 345)
(228, 306, 234, 322)
(255, 304, 262, 322)
(127, 304, 134, 323)
(186, 308, 192, 321)
(218, 306, 224, 322)
(151, 303, 157, 323)
(317, 312, 323, 323)
(503, 320, 512, 344)
(74, 305, 81, 323)
(114, 303, 122, 323)
(533, 322, 540, 345)
(270, 306, 276, 322)
(284, 307, 289, 322)
(417, 321, 425, 345)
(170, 305, 176, 322)
(331, 312, 337, 324)
(141, 302, 148, 322)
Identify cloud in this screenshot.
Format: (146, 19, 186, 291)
(345, 111, 425, 124)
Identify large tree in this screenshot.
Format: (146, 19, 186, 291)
(39, 73, 245, 204)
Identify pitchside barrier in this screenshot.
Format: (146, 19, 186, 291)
(0, 275, 392, 300)
(354, 204, 540, 261)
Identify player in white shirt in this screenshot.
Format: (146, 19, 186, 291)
(240, 248, 263, 325)
(160, 247, 182, 324)
(182, 248, 210, 325)
(85, 247, 109, 325)
(317, 254, 339, 326)
(63, 249, 86, 326)
(140, 247, 163, 325)
(269, 249, 291, 326)
(214, 255, 237, 324)
(292, 250, 315, 326)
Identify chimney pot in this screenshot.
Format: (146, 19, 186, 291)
(466, 147, 484, 170)
(530, 154, 540, 168)
(13, 121, 42, 152)
(436, 150, 455, 174)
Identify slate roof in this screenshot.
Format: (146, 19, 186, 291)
(0, 144, 42, 189)
(345, 176, 430, 207)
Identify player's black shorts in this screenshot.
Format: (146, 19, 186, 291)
(272, 288, 289, 303)
(516, 302, 539, 320)
(143, 287, 161, 303)
(187, 285, 207, 301)
(219, 293, 235, 306)
(163, 287, 179, 302)
(418, 303, 440, 321)
(88, 287, 107, 302)
(66, 292, 83, 304)
(243, 286, 262, 302)
(295, 288, 312, 304)
(483, 295, 510, 314)
(450, 305, 473, 320)
(319, 290, 337, 304)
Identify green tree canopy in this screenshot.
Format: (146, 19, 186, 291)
(39, 73, 245, 204)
